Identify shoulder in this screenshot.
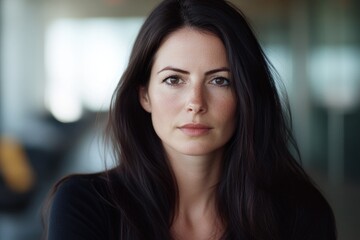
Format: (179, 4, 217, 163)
(278, 184, 337, 240)
(50, 173, 112, 213)
(52, 173, 109, 201)
(47, 173, 120, 240)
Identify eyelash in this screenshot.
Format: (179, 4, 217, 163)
(209, 77, 231, 87)
(162, 75, 231, 87)
(162, 75, 184, 86)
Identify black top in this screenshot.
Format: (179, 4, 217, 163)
(47, 174, 121, 240)
(47, 173, 336, 240)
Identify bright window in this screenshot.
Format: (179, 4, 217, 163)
(44, 18, 144, 122)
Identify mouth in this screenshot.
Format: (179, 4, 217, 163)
(178, 123, 212, 136)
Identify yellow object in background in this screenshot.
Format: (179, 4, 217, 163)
(0, 138, 36, 193)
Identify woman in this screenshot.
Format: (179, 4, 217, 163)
(45, 0, 337, 239)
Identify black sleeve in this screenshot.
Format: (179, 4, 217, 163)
(299, 203, 337, 240)
(47, 175, 114, 240)
(279, 191, 337, 240)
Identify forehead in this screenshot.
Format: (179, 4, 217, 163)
(152, 27, 228, 70)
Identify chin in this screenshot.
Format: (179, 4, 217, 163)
(177, 145, 224, 157)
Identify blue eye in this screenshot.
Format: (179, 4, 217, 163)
(210, 77, 230, 87)
(163, 75, 184, 86)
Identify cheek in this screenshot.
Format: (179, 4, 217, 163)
(215, 92, 236, 115)
(215, 94, 237, 130)
(149, 90, 182, 124)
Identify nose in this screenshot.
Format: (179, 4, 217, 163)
(186, 84, 207, 114)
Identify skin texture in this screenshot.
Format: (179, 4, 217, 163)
(139, 27, 237, 239)
(140, 27, 236, 160)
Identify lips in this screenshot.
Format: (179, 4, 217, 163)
(178, 123, 212, 136)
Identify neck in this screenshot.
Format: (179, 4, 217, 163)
(171, 154, 221, 205)
(166, 152, 224, 240)
(162, 144, 227, 239)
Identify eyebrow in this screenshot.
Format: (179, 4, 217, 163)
(157, 66, 230, 75)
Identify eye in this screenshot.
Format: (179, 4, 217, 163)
(210, 77, 230, 87)
(163, 75, 184, 86)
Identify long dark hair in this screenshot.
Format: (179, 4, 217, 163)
(105, 0, 336, 239)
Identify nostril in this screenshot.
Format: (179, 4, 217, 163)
(186, 103, 206, 113)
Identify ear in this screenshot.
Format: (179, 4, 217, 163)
(139, 86, 152, 113)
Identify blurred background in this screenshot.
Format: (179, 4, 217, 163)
(0, 0, 359, 239)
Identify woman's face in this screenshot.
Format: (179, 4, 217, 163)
(139, 27, 237, 158)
